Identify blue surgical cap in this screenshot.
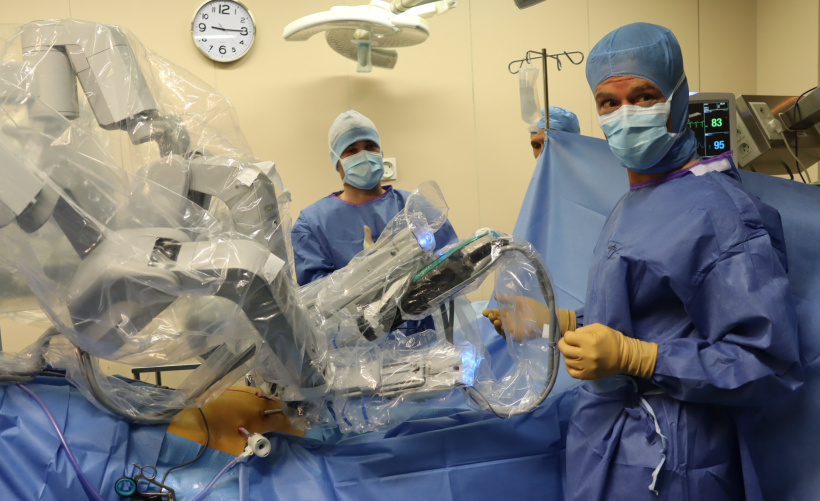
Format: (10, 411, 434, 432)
(328, 110, 381, 169)
(535, 106, 581, 134)
(586, 22, 697, 171)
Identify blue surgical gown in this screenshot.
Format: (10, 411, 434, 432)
(292, 185, 458, 286)
(566, 158, 802, 501)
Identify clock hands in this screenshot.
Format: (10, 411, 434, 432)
(194, 3, 255, 61)
(211, 25, 244, 33)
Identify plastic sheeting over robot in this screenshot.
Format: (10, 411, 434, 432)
(0, 19, 323, 424)
(0, 20, 563, 432)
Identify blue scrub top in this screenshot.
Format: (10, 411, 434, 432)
(566, 155, 802, 501)
(292, 185, 458, 286)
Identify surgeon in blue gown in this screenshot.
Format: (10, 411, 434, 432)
(487, 23, 802, 500)
(292, 110, 458, 286)
(529, 106, 580, 158)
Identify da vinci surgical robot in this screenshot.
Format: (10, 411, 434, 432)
(0, 20, 560, 431)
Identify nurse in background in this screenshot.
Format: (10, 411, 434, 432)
(529, 106, 581, 158)
(292, 110, 458, 286)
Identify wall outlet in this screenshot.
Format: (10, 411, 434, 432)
(735, 112, 761, 167)
(382, 157, 397, 180)
(749, 102, 783, 141)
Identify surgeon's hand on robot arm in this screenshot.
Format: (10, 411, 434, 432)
(482, 294, 576, 342)
(558, 323, 658, 380)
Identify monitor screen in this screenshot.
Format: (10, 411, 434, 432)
(688, 97, 733, 159)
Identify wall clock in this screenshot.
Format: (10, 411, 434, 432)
(192, 1, 256, 62)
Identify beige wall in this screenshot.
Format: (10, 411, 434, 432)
(3, 1, 817, 370)
(700, 0, 758, 96)
(0, 0, 763, 241)
(757, 0, 820, 181)
(757, 0, 818, 95)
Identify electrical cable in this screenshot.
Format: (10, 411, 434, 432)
(780, 131, 809, 183)
(160, 407, 210, 485)
(781, 86, 817, 184)
(793, 160, 807, 184)
(780, 159, 795, 181)
(16, 384, 106, 501)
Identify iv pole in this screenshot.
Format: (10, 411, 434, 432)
(509, 49, 585, 130)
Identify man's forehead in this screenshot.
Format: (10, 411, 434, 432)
(345, 139, 377, 148)
(595, 76, 661, 97)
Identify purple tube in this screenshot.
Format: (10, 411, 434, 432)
(188, 454, 245, 501)
(16, 384, 106, 501)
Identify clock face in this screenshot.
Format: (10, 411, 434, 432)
(192, 1, 256, 62)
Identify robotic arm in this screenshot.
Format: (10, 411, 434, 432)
(20, 20, 290, 260)
(20, 21, 155, 127)
(0, 21, 312, 421)
(20, 21, 183, 152)
(304, 230, 560, 417)
(0, 139, 559, 423)
(0, 19, 560, 428)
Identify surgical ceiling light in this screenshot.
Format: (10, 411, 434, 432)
(282, 0, 456, 72)
(513, 0, 547, 8)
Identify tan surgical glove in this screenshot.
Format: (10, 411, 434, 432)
(558, 323, 658, 380)
(363, 225, 374, 250)
(482, 294, 576, 342)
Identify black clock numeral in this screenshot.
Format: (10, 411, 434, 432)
(241, 17, 245, 23)
(202, 13, 209, 19)
(198, 23, 206, 32)
(219, 45, 227, 55)
(209, 45, 213, 51)
(239, 40, 244, 45)
(201, 38, 207, 42)
(240, 27, 248, 36)
(220, 4, 229, 14)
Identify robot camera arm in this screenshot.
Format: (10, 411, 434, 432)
(20, 21, 190, 156)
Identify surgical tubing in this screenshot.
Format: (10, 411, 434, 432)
(19, 381, 251, 501)
(188, 452, 249, 501)
(16, 384, 107, 501)
(239, 461, 251, 501)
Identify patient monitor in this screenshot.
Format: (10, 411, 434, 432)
(687, 92, 736, 162)
(688, 91, 820, 178)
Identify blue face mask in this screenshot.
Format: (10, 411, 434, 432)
(340, 150, 384, 189)
(597, 78, 685, 173)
